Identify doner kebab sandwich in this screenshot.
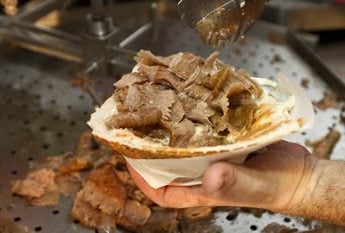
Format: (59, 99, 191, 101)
(88, 50, 314, 189)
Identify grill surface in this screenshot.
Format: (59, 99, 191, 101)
(0, 12, 345, 233)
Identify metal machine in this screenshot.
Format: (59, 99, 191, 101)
(0, 0, 164, 77)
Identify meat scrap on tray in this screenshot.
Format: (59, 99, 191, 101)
(11, 131, 221, 232)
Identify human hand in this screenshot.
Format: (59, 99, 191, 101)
(128, 141, 318, 212)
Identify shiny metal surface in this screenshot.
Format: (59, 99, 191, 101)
(0, 15, 83, 62)
(0, 0, 163, 77)
(86, 14, 115, 37)
(177, 0, 268, 47)
(0, 4, 345, 233)
(0, 49, 96, 233)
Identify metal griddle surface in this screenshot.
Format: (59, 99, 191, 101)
(0, 17, 345, 233)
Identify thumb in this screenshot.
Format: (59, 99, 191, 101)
(202, 162, 274, 208)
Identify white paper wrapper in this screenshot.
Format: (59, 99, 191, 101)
(89, 75, 315, 189)
(125, 150, 247, 188)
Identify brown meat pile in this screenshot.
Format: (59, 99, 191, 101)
(11, 131, 223, 233)
(11, 131, 102, 206)
(313, 93, 341, 110)
(71, 164, 152, 231)
(107, 50, 263, 147)
(11, 168, 61, 206)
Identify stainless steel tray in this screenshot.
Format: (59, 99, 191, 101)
(0, 3, 345, 233)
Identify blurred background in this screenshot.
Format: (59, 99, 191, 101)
(1, 0, 344, 78)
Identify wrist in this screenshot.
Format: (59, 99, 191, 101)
(274, 155, 321, 213)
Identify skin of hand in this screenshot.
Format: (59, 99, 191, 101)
(129, 140, 345, 226)
(128, 141, 315, 211)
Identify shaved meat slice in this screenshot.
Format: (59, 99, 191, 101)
(115, 199, 151, 230)
(183, 66, 202, 88)
(11, 168, 59, 206)
(306, 129, 341, 160)
(170, 98, 185, 123)
(313, 92, 340, 110)
(210, 68, 231, 98)
(32, 151, 96, 176)
(135, 50, 175, 67)
(82, 165, 126, 215)
(186, 84, 212, 101)
(71, 191, 116, 230)
(210, 112, 228, 133)
(234, 69, 263, 98)
(115, 169, 132, 185)
(56, 173, 82, 198)
(11, 139, 108, 206)
(124, 85, 141, 112)
(138, 64, 183, 91)
(71, 164, 151, 231)
(57, 131, 102, 175)
(29, 191, 60, 206)
(205, 68, 260, 133)
(114, 73, 147, 89)
(115, 87, 128, 104)
(129, 189, 153, 206)
(204, 52, 220, 70)
(107, 154, 127, 166)
(183, 99, 215, 125)
(70, 160, 133, 231)
(11, 168, 56, 198)
(112, 166, 142, 200)
(207, 68, 261, 100)
(227, 103, 257, 131)
(58, 156, 93, 175)
(162, 118, 195, 147)
(106, 107, 162, 129)
(115, 88, 129, 112)
(201, 72, 221, 90)
(210, 94, 230, 116)
(128, 126, 169, 142)
(31, 155, 67, 172)
(140, 84, 176, 120)
(226, 82, 251, 98)
(169, 52, 203, 80)
(204, 70, 234, 115)
(139, 207, 179, 233)
(58, 150, 105, 176)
